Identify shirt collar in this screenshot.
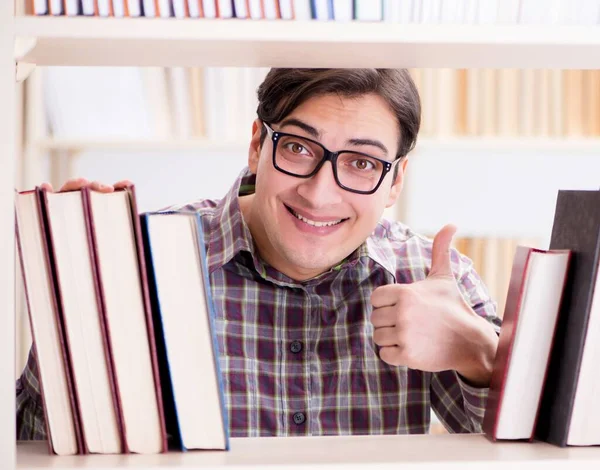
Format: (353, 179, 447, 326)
(206, 167, 397, 282)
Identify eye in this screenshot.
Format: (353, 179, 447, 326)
(352, 158, 375, 171)
(285, 142, 309, 155)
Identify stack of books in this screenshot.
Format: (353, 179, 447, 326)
(483, 189, 600, 447)
(15, 186, 229, 455)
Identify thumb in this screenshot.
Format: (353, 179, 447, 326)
(429, 223, 457, 278)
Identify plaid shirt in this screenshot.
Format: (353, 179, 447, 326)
(17, 168, 500, 440)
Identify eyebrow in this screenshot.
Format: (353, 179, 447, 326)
(279, 118, 390, 157)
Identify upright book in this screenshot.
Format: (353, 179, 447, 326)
(141, 211, 229, 451)
(482, 245, 570, 441)
(15, 188, 83, 456)
(535, 189, 600, 446)
(82, 187, 167, 454)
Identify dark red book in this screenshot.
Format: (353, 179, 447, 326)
(483, 246, 570, 441)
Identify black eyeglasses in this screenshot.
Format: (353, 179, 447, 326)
(263, 123, 400, 195)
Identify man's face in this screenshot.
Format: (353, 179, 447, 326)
(246, 93, 408, 281)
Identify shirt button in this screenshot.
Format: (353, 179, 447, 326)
(290, 340, 303, 354)
(292, 412, 306, 425)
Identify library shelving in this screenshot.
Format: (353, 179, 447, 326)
(3, 4, 600, 470)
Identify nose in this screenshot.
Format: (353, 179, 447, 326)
(296, 161, 344, 207)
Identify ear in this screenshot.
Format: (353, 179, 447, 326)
(248, 119, 263, 174)
(385, 158, 409, 208)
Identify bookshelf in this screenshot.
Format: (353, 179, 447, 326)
(3, 3, 600, 470)
(16, 433, 600, 470)
(13, 17, 600, 68)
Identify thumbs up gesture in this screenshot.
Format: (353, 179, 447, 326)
(370, 224, 499, 387)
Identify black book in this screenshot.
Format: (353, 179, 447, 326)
(535, 190, 600, 446)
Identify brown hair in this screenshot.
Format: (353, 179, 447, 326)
(256, 68, 421, 160)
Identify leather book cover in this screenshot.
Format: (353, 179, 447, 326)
(123, 186, 168, 453)
(534, 190, 600, 446)
(33, 187, 86, 454)
(482, 246, 532, 440)
(80, 187, 127, 453)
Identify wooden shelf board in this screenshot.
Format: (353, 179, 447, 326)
(17, 434, 600, 470)
(14, 17, 600, 68)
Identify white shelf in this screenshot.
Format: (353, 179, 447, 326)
(17, 434, 600, 470)
(13, 17, 600, 68)
(36, 137, 600, 156)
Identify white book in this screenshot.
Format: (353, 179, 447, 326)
(312, 0, 331, 20)
(44, 191, 122, 454)
(141, 212, 228, 450)
(279, 0, 293, 19)
(496, 0, 520, 24)
(112, 0, 125, 17)
(157, 0, 172, 16)
(32, 0, 48, 15)
(127, 0, 142, 16)
(49, 0, 63, 15)
(440, 0, 459, 23)
(203, 0, 217, 18)
(333, 0, 353, 21)
(477, 0, 498, 23)
(355, 0, 383, 21)
(64, 0, 80, 15)
(86, 189, 164, 454)
(217, 0, 234, 17)
(81, 0, 95, 15)
(142, 0, 157, 16)
(15, 191, 79, 456)
(263, 0, 278, 19)
(233, 0, 248, 18)
(247, 0, 262, 18)
(173, 0, 188, 17)
(398, 0, 413, 23)
(294, 0, 312, 20)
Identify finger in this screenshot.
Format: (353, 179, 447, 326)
(429, 223, 457, 278)
(371, 284, 402, 309)
(59, 177, 90, 192)
(379, 346, 405, 367)
(370, 306, 397, 328)
(89, 181, 114, 193)
(373, 326, 398, 347)
(39, 182, 53, 192)
(114, 179, 133, 189)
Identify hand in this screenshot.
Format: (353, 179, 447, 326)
(40, 177, 133, 193)
(370, 224, 498, 387)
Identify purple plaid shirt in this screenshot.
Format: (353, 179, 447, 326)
(16, 168, 500, 440)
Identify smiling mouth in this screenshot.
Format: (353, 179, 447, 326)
(285, 204, 348, 228)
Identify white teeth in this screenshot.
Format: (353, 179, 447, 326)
(291, 209, 343, 227)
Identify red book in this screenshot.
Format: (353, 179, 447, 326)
(483, 246, 570, 441)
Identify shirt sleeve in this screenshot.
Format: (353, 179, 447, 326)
(429, 248, 502, 433)
(16, 346, 47, 441)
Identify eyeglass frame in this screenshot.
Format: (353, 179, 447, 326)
(262, 122, 403, 195)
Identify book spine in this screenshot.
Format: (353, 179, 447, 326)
(36, 188, 87, 454)
(80, 188, 127, 453)
(125, 187, 168, 453)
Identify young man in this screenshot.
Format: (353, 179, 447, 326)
(16, 68, 500, 439)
